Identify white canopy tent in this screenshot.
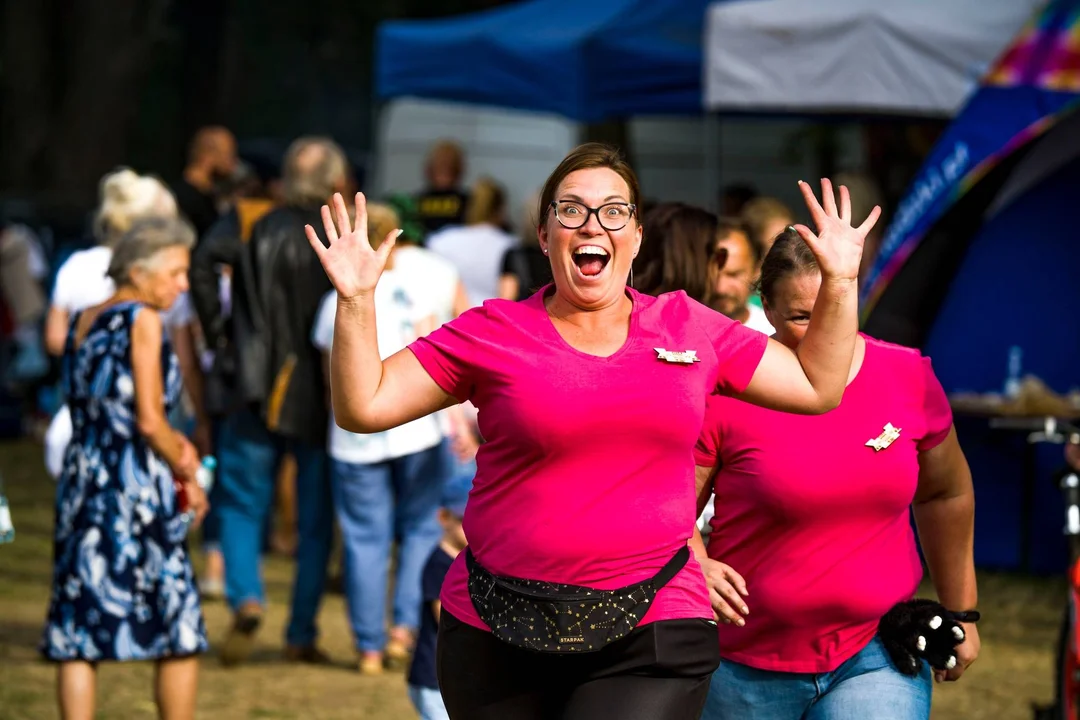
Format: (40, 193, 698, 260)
(704, 0, 1047, 116)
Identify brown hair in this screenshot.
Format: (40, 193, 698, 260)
(634, 202, 718, 303)
(715, 216, 756, 262)
(465, 176, 507, 226)
(537, 143, 642, 229)
(757, 227, 819, 306)
(740, 196, 793, 259)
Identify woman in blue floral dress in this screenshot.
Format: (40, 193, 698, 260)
(41, 217, 209, 720)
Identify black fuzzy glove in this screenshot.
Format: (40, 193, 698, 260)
(878, 599, 979, 677)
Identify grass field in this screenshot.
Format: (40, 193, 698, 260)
(0, 438, 1066, 719)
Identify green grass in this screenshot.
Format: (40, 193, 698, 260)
(0, 439, 1065, 718)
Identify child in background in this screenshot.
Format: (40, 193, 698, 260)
(407, 470, 471, 720)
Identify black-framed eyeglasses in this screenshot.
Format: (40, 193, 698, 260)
(551, 200, 636, 231)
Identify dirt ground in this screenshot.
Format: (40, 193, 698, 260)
(0, 439, 1066, 719)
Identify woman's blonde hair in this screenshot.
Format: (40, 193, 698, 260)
(94, 168, 178, 248)
(465, 177, 507, 226)
(519, 189, 542, 246)
(366, 202, 401, 251)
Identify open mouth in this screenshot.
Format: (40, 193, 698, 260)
(572, 245, 610, 278)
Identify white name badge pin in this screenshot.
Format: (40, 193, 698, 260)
(655, 348, 700, 364)
(866, 423, 902, 452)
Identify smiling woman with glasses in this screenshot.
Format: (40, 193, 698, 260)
(307, 142, 880, 719)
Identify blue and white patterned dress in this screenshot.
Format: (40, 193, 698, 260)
(41, 302, 208, 661)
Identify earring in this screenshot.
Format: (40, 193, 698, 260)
(630, 267, 634, 288)
(543, 248, 548, 255)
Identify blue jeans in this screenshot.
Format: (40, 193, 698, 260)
(408, 684, 450, 720)
(701, 637, 932, 720)
(331, 443, 444, 652)
(215, 408, 333, 647)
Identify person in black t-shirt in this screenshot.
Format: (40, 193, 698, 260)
(407, 468, 471, 720)
(497, 192, 554, 301)
(415, 140, 470, 235)
(173, 126, 238, 240)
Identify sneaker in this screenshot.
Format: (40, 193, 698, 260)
(358, 652, 384, 676)
(283, 644, 331, 665)
(200, 578, 224, 602)
(383, 636, 412, 672)
(220, 603, 262, 667)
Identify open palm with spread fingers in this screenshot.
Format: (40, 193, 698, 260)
(306, 192, 398, 299)
(792, 179, 881, 283)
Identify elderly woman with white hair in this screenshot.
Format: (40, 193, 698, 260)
(40, 217, 209, 720)
(43, 168, 211, 470)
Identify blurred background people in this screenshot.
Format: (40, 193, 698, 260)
(415, 140, 470, 235)
(710, 219, 774, 335)
(427, 176, 517, 308)
(172, 126, 238, 240)
(498, 190, 553, 301)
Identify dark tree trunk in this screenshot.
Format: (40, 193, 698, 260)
(177, 0, 228, 146)
(0, 0, 55, 198)
(44, 0, 169, 208)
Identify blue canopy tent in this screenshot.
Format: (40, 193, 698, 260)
(375, 0, 712, 123)
(861, 0, 1080, 573)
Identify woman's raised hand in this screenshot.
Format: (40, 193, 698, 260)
(792, 179, 881, 284)
(306, 192, 399, 299)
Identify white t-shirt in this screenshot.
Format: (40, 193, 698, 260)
(51, 246, 192, 328)
(311, 271, 443, 464)
(390, 245, 460, 325)
(426, 223, 516, 308)
(744, 303, 775, 336)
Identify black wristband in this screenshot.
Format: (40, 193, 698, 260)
(949, 610, 981, 623)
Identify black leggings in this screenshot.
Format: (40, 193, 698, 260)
(437, 610, 720, 720)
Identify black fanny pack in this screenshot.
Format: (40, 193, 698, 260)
(465, 545, 690, 654)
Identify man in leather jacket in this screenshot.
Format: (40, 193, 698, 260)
(189, 136, 345, 666)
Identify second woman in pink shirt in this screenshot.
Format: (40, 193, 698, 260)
(695, 229, 980, 720)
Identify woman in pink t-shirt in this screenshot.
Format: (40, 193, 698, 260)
(306, 143, 881, 719)
(694, 229, 979, 720)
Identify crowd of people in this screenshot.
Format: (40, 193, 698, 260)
(0, 129, 987, 720)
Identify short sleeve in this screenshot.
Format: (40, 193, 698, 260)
(50, 258, 78, 310)
(311, 291, 336, 352)
(693, 395, 724, 468)
(694, 302, 769, 394)
(407, 305, 491, 403)
(918, 356, 953, 452)
(500, 247, 516, 276)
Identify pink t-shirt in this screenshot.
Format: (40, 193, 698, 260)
(694, 335, 953, 673)
(409, 286, 768, 631)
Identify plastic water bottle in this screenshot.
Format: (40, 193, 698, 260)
(179, 456, 216, 531)
(196, 455, 216, 495)
(0, 474, 15, 544)
(1004, 345, 1023, 399)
